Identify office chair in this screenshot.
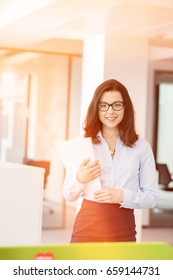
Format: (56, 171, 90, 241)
(156, 163, 173, 191)
(23, 158, 54, 213)
(24, 159, 50, 188)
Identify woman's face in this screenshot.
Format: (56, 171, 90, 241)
(98, 90, 124, 130)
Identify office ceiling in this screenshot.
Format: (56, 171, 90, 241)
(0, 0, 173, 52)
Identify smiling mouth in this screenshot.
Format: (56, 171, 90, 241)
(106, 117, 117, 121)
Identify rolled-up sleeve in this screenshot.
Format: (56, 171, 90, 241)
(120, 141, 158, 209)
(63, 171, 86, 202)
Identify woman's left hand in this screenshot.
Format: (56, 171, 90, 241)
(94, 188, 124, 204)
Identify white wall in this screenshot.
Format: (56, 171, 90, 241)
(104, 36, 149, 137)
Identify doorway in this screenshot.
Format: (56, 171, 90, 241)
(155, 72, 173, 168)
(150, 71, 173, 227)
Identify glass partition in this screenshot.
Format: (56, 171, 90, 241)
(0, 48, 82, 229)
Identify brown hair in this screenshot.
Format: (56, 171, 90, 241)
(83, 79, 138, 147)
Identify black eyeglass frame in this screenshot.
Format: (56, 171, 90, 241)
(97, 101, 125, 112)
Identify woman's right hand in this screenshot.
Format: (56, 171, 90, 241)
(76, 158, 101, 184)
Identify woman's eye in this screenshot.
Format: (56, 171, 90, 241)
(113, 102, 122, 108)
(100, 104, 107, 108)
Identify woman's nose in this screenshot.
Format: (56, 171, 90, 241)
(107, 105, 114, 113)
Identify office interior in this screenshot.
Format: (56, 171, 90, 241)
(0, 0, 173, 247)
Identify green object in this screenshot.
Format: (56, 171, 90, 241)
(0, 242, 172, 260)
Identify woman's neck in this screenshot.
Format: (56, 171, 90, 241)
(102, 128, 118, 158)
(102, 128, 119, 139)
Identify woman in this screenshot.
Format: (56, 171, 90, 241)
(63, 79, 158, 242)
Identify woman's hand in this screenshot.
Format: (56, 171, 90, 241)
(77, 158, 101, 184)
(94, 188, 124, 204)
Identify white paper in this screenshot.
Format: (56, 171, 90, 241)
(54, 138, 101, 199)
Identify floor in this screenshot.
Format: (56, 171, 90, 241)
(41, 227, 173, 245)
(41, 205, 173, 246)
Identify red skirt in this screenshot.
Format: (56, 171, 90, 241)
(71, 199, 136, 243)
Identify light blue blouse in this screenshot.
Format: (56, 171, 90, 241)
(63, 132, 158, 209)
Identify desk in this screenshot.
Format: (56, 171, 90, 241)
(0, 161, 44, 246)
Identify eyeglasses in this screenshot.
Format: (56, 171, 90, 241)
(97, 101, 125, 112)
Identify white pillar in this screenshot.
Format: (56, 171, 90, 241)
(80, 34, 105, 130)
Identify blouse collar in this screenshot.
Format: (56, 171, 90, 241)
(97, 131, 121, 142)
